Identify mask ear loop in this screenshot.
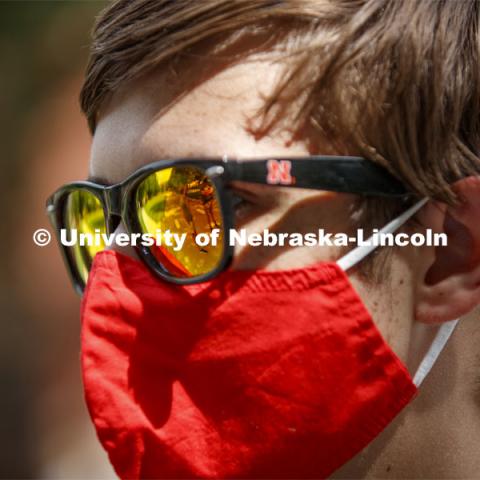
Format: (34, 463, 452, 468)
(411, 319, 459, 386)
(337, 198, 429, 271)
(336, 197, 459, 387)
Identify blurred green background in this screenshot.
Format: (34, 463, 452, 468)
(0, 2, 116, 477)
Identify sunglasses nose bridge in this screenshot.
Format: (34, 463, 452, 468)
(104, 185, 122, 216)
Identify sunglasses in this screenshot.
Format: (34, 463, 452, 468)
(46, 155, 410, 294)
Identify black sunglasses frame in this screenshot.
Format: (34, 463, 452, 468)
(46, 155, 411, 294)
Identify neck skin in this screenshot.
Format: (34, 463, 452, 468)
(331, 306, 480, 479)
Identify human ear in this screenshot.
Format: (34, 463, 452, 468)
(415, 176, 480, 324)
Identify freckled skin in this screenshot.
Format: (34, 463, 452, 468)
(92, 59, 416, 362)
(91, 54, 480, 479)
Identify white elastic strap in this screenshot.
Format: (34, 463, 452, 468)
(335, 197, 459, 385)
(337, 198, 429, 272)
(412, 319, 459, 386)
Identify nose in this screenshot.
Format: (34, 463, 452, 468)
(107, 221, 139, 260)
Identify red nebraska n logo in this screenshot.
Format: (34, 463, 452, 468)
(266, 159, 294, 185)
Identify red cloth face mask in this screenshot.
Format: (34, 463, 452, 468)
(80, 200, 458, 479)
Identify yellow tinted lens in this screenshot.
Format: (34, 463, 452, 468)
(64, 189, 106, 284)
(136, 166, 224, 277)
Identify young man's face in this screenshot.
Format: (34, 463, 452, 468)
(86, 49, 480, 479)
(90, 55, 422, 363)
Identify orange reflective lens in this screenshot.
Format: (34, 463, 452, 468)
(136, 166, 224, 277)
(64, 189, 106, 284)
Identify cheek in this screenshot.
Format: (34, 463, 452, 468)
(350, 266, 415, 364)
(235, 244, 343, 271)
(231, 191, 356, 271)
(229, 226, 338, 272)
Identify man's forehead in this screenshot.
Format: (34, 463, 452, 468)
(89, 59, 307, 184)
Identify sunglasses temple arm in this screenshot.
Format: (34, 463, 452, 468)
(226, 158, 410, 197)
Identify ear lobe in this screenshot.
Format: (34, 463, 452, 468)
(415, 176, 480, 324)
